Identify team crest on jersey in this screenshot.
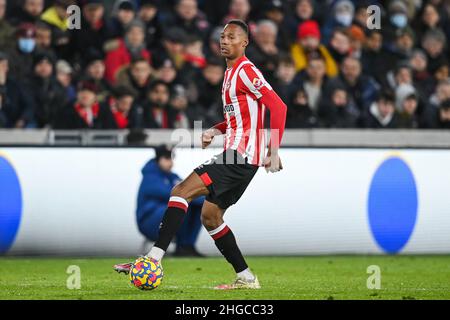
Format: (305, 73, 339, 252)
(252, 78, 264, 90)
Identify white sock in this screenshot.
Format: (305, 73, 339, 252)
(237, 268, 255, 281)
(147, 246, 165, 261)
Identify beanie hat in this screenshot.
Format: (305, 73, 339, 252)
(297, 20, 321, 40)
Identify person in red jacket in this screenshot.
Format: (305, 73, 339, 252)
(104, 19, 151, 85)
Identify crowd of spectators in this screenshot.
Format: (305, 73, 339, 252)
(0, 0, 449, 130)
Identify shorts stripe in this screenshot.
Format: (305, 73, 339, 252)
(200, 173, 213, 187)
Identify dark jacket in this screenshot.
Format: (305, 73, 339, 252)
(54, 101, 101, 129)
(97, 99, 142, 130)
(27, 75, 68, 128)
(0, 77, 34, 128)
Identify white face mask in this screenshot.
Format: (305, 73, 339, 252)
(336, 12, 353, 27)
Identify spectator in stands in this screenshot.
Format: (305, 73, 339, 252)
(432, 99, 450, 129)
(318, 86, 358, 128)
(247, 19, 282, 85)
(110, 0, 137, 38)
(71, 0, 112, 67)
(325, 56, 379, 113)
(205, 26, 222, 60)
(195, 57, 224, 127)
(142, 80, 172, 128)
(286, 87, 317, 128)
(116, 57, 154, 105)
(223, 0, 253, 31)
(168, 0, 210, 40)
(137, 145, 204, 257)
(154, 58, 179, 87)
(383, 0, 411, 45)
(273, 55, 297, 105)
(348, 24, 365, 59)
(414, 3, 446, 44)
(6, 22, 37, 80)
(104, 19, 151, 84)
(327, 28, 351, 65)
(56, 59, 76, 102)
(293, 53, 328, 113)
(98, 85, 140, 129)
(84, 52, 111, 103)
(151, 27, 186, 71)
(35, 22, 53, 54)
(322, 0, 355, 44)
(28, 51, 67, 128)
(55, 80, 101, 129)
(291, 20, 338, 77)
(261, 0, 291, 51)
(359, 92, 399, 129)
(421, 29, 448, 73)
(138, 0, 163, 51)
(285, 0, 316, 42)
(379, 27, 416, 89)
(40, 0, 75, 60)
(361, 30, 383, 85)
(429, 80, 450, 109)
(169, 84, 194, 129)
(396, 87, 422, 129)
(0, 51, 34, 128)
(0, 0, 15, 51)
(8, 0, 44, 26)
(409, 49, 432, 97)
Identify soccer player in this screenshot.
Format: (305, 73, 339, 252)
(114, 19, 287, 290)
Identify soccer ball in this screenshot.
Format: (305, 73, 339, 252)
(129, 256, 163, 290)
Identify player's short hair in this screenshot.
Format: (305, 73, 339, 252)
(226, 19, 249, 38)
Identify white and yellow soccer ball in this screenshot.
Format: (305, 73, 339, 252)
(129, 256, 163, 290)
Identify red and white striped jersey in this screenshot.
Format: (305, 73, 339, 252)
(221, 56, 273, 166)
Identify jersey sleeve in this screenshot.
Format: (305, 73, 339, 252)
(238, 65, 273, 99)
(238, 64, 287, 149)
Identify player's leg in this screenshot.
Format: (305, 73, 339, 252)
(201, 200, 260, 289)
(175, 204, 203, 256)
(146, 172, 209, 261)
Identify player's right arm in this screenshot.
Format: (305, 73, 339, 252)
(201, 120, 227, 149)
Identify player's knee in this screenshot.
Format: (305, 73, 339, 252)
(201, 211, 222, 230)
(171, 183, 190, 201)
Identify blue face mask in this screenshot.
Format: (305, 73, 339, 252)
(18, 38, 36, 53)
(391, 14, 408, 28)
(336, 13, 353, 27)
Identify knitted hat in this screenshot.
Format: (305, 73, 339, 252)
(297, 20, 321, 40)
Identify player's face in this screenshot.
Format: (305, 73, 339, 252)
(220, 24, 248, 59)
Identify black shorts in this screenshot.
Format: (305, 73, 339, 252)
(194, 149, 259, 210)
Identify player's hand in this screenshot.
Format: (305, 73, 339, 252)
(201, 130, 214, 149)
(264, 152, 283, 173)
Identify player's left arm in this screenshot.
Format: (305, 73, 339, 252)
(239, 65, 287, 173)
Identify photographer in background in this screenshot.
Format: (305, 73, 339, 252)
(136, 145, 204, 257)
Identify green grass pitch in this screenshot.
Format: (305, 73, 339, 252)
(1, 256, 449, 300)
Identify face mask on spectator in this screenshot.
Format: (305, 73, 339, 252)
(335, 13, 353, 27)
(390, 14, 407, 28)
(18, 38, 36, 53)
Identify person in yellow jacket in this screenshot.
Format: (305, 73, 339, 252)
(290, 20, 338, 78)
(40, 0, 75, 59)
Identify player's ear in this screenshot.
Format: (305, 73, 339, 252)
(242, 38, 249, 48)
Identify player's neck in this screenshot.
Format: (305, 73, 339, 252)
(226, 54, 245, 69)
